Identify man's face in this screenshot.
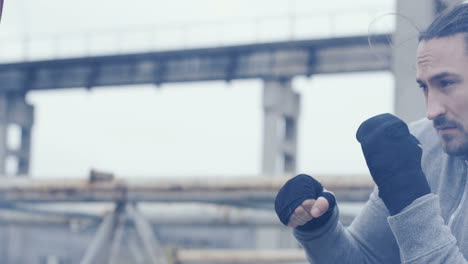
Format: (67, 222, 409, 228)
(416, 34, 468, 157)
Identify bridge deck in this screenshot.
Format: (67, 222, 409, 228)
(0, 34, 391, 93)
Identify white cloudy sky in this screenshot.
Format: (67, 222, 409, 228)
(0, 0, 400, 178)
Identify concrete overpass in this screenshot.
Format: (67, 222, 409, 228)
(0, 0, 444, 176)
(0, 34, 391, 176)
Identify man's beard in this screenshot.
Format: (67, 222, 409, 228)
(434, 116, 468, 157)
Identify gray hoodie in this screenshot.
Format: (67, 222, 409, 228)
(294, 118, 468, 263)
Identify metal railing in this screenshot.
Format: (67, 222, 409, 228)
(0, 10, 394, 62)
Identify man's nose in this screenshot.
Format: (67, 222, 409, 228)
(426, 92, 446, 120)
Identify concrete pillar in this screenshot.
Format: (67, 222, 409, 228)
(393, 0, 437, 122)
(18, 126, 32, 175)
(0, 95, 7, 176)
(0, 93, 34, 176)
(262, 78, 300, 176)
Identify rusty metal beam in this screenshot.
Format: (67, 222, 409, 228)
(174, 249, 307, 264)
(0, 175, 374, 203)
(0, 201, 364, 227)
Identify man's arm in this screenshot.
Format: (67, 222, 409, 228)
(387, 193, 466, 263)
(295, 189, 468, 264)
(275, 175, 401, 263)
(293, 188, 400, 264)
(357, 114, 467, 263)
(276, 113, 467, 263)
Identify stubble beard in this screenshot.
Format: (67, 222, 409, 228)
(434, 116, 468, 158)
(440, 131, 468, 158)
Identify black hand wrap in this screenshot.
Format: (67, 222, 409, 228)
(274, 174, 336, 231)
(356, 113, 431, 215)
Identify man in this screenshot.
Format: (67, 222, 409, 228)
(275, 3, 468, 263)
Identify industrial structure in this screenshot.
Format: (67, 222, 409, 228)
(0, 0, 458, 263)
(0, 173, 373, 263)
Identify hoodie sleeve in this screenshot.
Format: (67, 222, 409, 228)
(294, 189, 468, 264)
(387, 194, 467, 263)
(293, 188, 400, 264)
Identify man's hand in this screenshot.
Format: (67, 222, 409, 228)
(356, 113, 431, 215)
(275, 174, 336, 231)
(287, 196, 333, 228)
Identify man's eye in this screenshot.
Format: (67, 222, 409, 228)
(440, 79, 456, 87)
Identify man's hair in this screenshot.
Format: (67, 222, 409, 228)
(419, 3, 468, 41)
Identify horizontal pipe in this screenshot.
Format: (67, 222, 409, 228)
(0, 202, 364, 226)
(174, 249, 307, 263)
(0, 175, 374, 203)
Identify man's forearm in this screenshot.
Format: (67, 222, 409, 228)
(293, 207, 374, 264)
(294, 193, 400, 264)
(388, 194, 467, 264)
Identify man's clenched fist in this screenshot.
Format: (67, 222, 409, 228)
(356, 113, 431, 215)
(275, 174, 336, 231)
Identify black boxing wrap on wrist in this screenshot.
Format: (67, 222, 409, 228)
(356, 113, 431, 215)
(274, 174, 336, 231)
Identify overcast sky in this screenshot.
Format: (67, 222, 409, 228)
(0, 0, 397, 178)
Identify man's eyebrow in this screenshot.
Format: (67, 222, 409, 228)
(429, 72, 460, 82)
(416, 72, 460, 85)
